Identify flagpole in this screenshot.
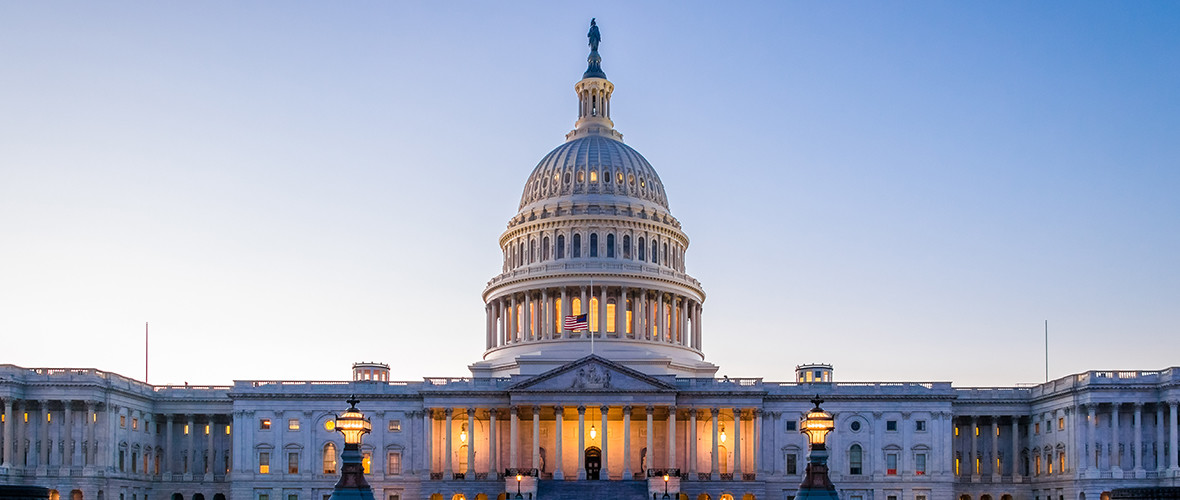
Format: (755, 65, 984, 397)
(590, 277, 595, 355)
(1044, 319, 1048, 382)
(145, 321, 149, 383)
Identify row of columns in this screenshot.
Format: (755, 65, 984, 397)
(1078, 401, 1180, 474)
(1, 399, 103, 471)
(486, 286, 702, 350)
(428, 406, 756, 480)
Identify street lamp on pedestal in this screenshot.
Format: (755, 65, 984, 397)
(797, 397, 839, 500)
(330, 397, 375, 500)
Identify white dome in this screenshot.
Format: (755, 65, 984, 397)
(518, 135, 669, 212)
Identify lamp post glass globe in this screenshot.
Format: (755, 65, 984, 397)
(801, 398, 835, 447)
(334, 397, 373, 445)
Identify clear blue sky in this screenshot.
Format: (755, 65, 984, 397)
(1, 2, 1177, 387)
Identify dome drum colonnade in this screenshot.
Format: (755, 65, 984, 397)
(422, 405, 759, 481)
(478, 19, 709, 377)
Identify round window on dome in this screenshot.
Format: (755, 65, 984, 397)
(640, 178, 646, 188)
(564, 172, 571, 184)
(553, 173, 559, 184)
(602, 170, 610, 182)
(628, 174, 635, 185)
(577, 171, 585, 183)
(589, 170, 598, 183)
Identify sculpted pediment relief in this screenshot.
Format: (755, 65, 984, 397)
(509, 355, 676, 393)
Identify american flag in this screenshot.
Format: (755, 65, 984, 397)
(563, 313, 589, 331)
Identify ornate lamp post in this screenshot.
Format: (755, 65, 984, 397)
(797, 397, 839, 500)
(329, 397, 375, 500)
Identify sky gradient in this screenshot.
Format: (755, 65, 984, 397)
(1, 2, 1177, 387)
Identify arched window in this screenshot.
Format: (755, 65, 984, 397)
(651, 237, 659, 264)
(606, 299, 616, 333)
(323, 442, 338, 474)
(638, 237, 646, 261)
(663, 242, 669, 265)
(530, 239, 536, 263)
(542, 236, 550, 261)
(572, 234, 582, 258)
(556, 234, 566, 259)
(849, 444, 863, 475)
(607, 234, 615, 258)
(622, 235, 631, 259)
(589, 233, 599, 257)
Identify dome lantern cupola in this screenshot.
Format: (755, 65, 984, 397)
(568, 18, 621, 142)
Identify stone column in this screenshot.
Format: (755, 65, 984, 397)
(753, 409, 761, 476)
(1112, 404, 1122, 471)
(871, 411, 883, 476)
(184, 414, 194, 476)
(989, 416, 999, 479)
(733, 408, 742, 476)
(444, 408, 453, 477)
(690, 409, 699, 478)
(577, 406, 586, 480)
(621, 406, 632, 478)
(532, 406, 541, 471)
(1155, 404, 1165, 471)
(1076, 407, 1087, 475)
(541, 289, 550, 339)
(710, 408, 720, 480)
(39, 400, 50, 469)
(598, 286, 607, 338)
(560, 289, 570, 338)
(600, 405, 609, 478)
(1011, 417, 1021, 479)
(423, 409, 433, 474)
(970, 416, 979, 477)
(509, 407, 519, 469)
(553, 406, 564, 480)
(1166, 400, 1179, 472)
(1133, 403, 1144, 474)
(657, 293, 665, 341)
(580, 287, 588, 337)
(646, 406, 654, 474)
(63, 403, 74, 469)
(1087, 405, 1098, 472)
(489, 410, 498, 477)
(1, 398, 12, 468)
(466, 408, 476, 480)
(667, 406, 677, 470)
(635, 289, 645, 340)
(208, 416, 217, 478)
(509, 294, 518, 343)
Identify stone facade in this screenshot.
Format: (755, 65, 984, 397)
(1, 22, 1177, 500)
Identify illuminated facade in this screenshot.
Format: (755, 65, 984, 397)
(1, 22, 1179, 500)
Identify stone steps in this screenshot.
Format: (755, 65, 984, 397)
(536, 479, 649, 500)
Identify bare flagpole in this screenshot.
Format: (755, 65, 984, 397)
(145, 321, 150, 383)
(1044, 320, 1048, 383)
(590, 277, 595, 355)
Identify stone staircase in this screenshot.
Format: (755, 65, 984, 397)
(536, 479, 650, 500)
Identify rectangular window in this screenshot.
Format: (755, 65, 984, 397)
(1035, 455, 1041, 475)
(132, 418, 138, 430)
(915, 453, 927, 475)
(259, 452, 270, 474)
(887, 496, 897, 500)
(954, 426, 959, 436)
(915, 420, 926, 432)
(288, 496, 298, 500)
(362, 452, 372, 474)
(259, 495, 268, 500)
(388, 420, 401, 432)
(917, 496, 928, 500)
(205, 424, 211, 435)
(389, 496, 400, 500)
(955, 457, 961, 475)
(886, 420, 898, 431)
(119, 450, 126, 471)
(1058, 417, 1065, 430)
(785, 421, 797, 431)
(288, 452, 299, 474)
(184, 424, 190, 435)
(120, 415, 126, 428)
(388, 452, 401, 475)
(260, 418, 271, 430)
(288, 419, 300, 431)
(786, 453, 797, 475)
(226, 424, 232, 435)
(886, 453, 898, 475)
(1035, 422, 1040, 434)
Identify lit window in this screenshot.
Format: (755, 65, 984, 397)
(954, 426, 959, 437)
(975, 426, 979, 436)
(325, 420, 335, 431)
(606, 301, 616, 333)
(362, 452, 371, 474)
(886, 420, 897, 431)
(388, 452, 402, 475)
(886, 453, 898, 475)
(226, 424, 232, 435)
(996, 426, 1001, 436)
(915, 453, 927, 475)
(259, 452, 270, 474)
(589, 170, 598, 183)
(975, 457, 981, 474)
(120, 415, 126, 428)
(132, 418, 138, 430)
(205, 424, 211, 435)
(915, 420, 926, 432)
(323, 443, 337, 474)
(388, 420, 401, 432)
(1058, 417, 1065, 430)
(289, 452, 299, 474)
(1035, 423, 1040, 434)
(955, 457, 961, 475)
(1035, 455, 1041, 475)
(260, 419, 271, 430)
(288, 419, 300, 431)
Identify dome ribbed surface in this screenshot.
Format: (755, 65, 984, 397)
(518, 135, 668, 210)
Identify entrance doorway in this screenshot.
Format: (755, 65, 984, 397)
(585, 447, 602, 480)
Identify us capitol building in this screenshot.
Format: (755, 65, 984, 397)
(1, 21, 1177, 500)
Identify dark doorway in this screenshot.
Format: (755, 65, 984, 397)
(585, 446, 602, 480)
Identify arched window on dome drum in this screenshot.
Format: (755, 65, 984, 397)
(589, 297, 599, 332)
(606, 299, 616, 333)
(589, 233, 598, 258)
(572, 234, 581, 258)
(557, 234, 566, 259)
(572, 297, 582, 316)
(622, 235, 631, 259)
(625, 298, 633, 335)
(606, 234, 615, 258)
(663, 243, 669, 266)
(542, 236, 550, 261)
(530, 239, 536, 264)
(651, 237, 659, 264)
(638, 237, 645, 261)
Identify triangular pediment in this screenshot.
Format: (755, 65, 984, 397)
(508, 355, 677, 393)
